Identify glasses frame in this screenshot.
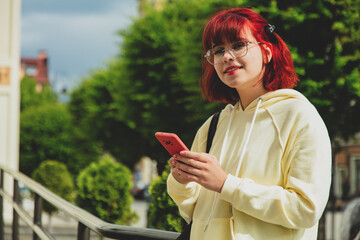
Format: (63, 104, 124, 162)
(204, 41, 262, 65)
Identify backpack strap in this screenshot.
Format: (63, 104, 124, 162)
(177, 111, 221, 239)
(206, 111, 221, 153)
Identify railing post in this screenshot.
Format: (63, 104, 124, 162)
(12, 179, 19, 240)
(33, 193, 43, 240)
(77, 222, 90, 240)
(0, 169, 4, 240)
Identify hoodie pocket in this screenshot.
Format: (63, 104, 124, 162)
(230, 211, 295, 240)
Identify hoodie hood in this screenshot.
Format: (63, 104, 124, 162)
(237, 89, 307, 111)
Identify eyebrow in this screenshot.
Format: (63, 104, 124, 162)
(211, 38, 249, 49)
(211, 43, 222, 49)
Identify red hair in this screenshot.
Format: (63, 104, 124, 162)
(201, 8, 299, 104)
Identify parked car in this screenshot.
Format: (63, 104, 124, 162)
(131, 182, 151, 201)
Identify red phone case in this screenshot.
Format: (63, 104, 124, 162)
(155, 132, 189, 156)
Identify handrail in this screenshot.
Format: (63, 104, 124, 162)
(0, 165, 180, 240)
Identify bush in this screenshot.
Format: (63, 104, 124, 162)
(75, 154, 138, 225)
(20, 103, 77, 176)
(32, 160, 75, 215)
(148, 166, 185, 232)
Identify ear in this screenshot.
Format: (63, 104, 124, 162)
(262, 44, 272, 64)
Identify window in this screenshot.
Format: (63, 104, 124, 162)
(350, 155, 360, 197)
(336, 165, 349, 199)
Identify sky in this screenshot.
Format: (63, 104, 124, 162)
(21, 0, 139, 93)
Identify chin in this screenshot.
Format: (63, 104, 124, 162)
(224, 79, 244, 89)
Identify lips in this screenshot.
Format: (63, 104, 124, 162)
(224, 65, 243, 74)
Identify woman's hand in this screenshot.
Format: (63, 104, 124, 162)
(169, 151, 227, 193)
(169, 156, 192, 184)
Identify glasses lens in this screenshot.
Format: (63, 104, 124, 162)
(206, 50, 215, 65)
(206, 41, 248, 65)
(232, 41, 247, 56)
(210, 46, 224, 65)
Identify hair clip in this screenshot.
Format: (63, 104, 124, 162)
(265, 24, 275, 34)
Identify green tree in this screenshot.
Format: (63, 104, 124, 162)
(32, 160, 74, 215)
(115, 12, 195, 173)
(66, 1, 243, 174)
(20, 75, 97, 177)
(75, 154, 138, 225)
(20, 103, 77, 176)
(68, 0, 360, 173)
(68, 69, 140, 170)
(148, 166, 185, 232)
(20, 76, 57, 112)
(254, 0, 360, 143)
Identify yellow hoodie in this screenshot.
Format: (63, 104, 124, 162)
(167, 89, 331, 240)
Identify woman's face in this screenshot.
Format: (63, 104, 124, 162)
(213, 30, 268, 94)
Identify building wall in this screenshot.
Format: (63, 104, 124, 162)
(20, 50, 49, 85)
(334, 145, 360, 200)
(0, 0, 21, 222)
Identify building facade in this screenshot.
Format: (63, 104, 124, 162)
(20, 50, 49, 92)
(334, 134, 360, 201)
(0, 0, 21, 222)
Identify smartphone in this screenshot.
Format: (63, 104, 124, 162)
(155, 132, 189, 156)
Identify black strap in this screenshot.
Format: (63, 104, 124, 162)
(177, 111, 221, 240)
(206, 111, 221, 153)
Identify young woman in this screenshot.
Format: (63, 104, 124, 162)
(167, 8, 331, 240)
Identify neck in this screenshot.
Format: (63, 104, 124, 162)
(237, 83, 267, 110)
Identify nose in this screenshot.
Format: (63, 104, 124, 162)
(222, 49, 235, 63)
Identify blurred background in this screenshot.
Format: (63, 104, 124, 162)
(1, 0, 359, 239)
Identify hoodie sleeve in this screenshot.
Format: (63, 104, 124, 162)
(167, 118, 211, 223)
(219, 103, 332, 229)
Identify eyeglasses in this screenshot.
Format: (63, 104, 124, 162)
(204, 41, 262, 65)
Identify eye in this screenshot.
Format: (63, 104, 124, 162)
(232, 42, 246, 51)
(212, 47, 224, 55)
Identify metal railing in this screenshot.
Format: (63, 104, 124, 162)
(0, 165, 180, 240)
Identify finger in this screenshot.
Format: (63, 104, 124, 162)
(178, 163, 203, 177)
(173, 154, 193, 165)
(176, 166, 198, 176)
(172, 169, 186, 184)
(174, 155, 202, 170)
(178, 168, 200, 182)
(179, 151, 208, 162)
(169, 158, 177, 168)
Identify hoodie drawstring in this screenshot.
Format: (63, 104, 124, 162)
(203, 98, 263, 232)
(234, 98, 263, 176)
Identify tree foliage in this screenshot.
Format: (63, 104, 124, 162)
(75, 154, 138, 225)
(20, 76, 57, 112)
(68, 70, 140, 170)
(68, 0, 360, 172)
(20, 75, 100, 177)
(19, 103, 78, 176)
(147, 165, 185, 232)
(254, 0, 360, 143)
(32, 160, 74, 215)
